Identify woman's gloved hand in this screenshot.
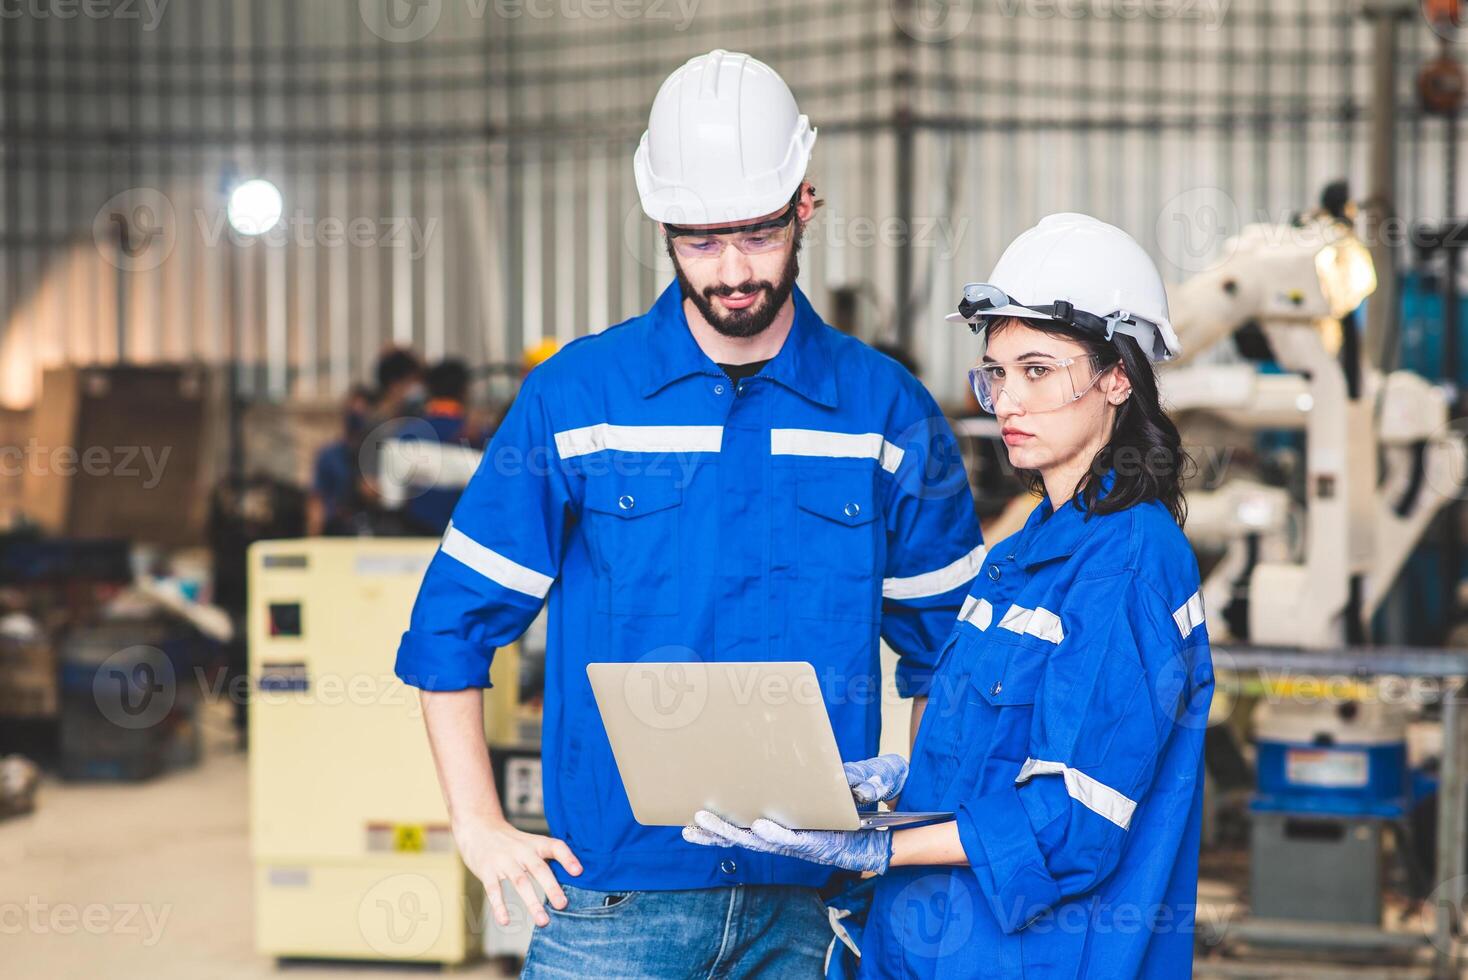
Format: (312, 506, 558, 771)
(842, 754, 909, 805)
(682, 810, 893, 874)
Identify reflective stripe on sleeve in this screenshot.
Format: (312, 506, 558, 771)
(1016, 757, 1137, 830)
(1173, 590, 1205, 638)
(440, 521, 554, 599)
(883, 544, 988, 600)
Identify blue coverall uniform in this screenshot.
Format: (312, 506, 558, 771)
(395, 282, 986, 892)
(845, 480, 1213, 978)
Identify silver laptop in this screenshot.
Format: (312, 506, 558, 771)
(586, 661, 952, 832)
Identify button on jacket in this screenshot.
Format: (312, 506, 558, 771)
(395, 282, 985, 891)
(857, 482, 1213, 978)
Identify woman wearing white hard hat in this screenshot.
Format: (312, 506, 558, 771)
(689, 214, 1214, 979)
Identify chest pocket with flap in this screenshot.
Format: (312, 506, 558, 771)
(793, 469, 880, 623)
(964, 637, 1048, 767)
(582, 476, 683, 616)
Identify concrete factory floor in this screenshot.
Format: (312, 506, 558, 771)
(2, 704, 515, 980)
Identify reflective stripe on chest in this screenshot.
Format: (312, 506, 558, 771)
(957, 595, 1063, 645)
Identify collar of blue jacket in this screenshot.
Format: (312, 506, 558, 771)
(639, 282, 840, 407)
(1012, 468, 1120, 569)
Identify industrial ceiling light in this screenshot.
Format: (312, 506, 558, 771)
(226, 178, 284, 237)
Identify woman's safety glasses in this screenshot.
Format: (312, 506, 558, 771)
(664, 196, 799, 260)
(969, 355, 1105, 414)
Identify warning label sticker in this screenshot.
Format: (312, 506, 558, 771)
(1285, 749, 1370, 789)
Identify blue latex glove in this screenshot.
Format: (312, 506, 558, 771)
(682, 810, 893, 874)
(842, 754, 909, 805)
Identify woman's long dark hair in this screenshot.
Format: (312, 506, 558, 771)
(989, 317, 1191, 526)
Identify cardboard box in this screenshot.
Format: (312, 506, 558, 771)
(22, 365, 207, 547)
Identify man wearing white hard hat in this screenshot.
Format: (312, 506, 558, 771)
(395, 50, 984, 976)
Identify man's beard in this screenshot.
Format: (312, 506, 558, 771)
(669, 232, 802, 339)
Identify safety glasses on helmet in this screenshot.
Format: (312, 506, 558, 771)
(955, 282, 1175, 362)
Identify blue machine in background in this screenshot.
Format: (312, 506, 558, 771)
(1249, 695, 1412, 925)
(1240, 269, 1456, 927)
(1377, 270, 1467, 647)
(1401, 268, 1468, 382)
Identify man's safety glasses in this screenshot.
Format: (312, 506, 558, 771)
(969, 355, 1106, 414)
(664, 196, 799, 260)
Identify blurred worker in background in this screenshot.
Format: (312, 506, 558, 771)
(395, 49, 985, 978)
(395, 358, 489, 536)
(373, 346, 426, 421)
(354, 346, 425, 534)
(306, 384, 374, 536)
(421, 358, 488, 449)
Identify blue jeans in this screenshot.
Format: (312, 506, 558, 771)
(521, 883, 829, 979)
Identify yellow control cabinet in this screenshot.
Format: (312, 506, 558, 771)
(248, 538, 507, 964)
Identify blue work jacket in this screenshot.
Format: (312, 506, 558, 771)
(852, 482, 1213, 978)
(395, 282, 985, 891)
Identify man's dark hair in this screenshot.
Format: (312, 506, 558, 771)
(425, 359, 470, 402)
(375, 348, 422, 392)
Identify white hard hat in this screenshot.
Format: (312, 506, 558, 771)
(634, 49, 817, 226)
(947, 213, 1181, 361)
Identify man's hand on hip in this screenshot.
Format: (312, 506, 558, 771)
(454, 816, 582, 928)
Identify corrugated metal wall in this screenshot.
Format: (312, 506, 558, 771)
(0, 0, 1459, 408)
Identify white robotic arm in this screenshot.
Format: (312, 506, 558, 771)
(1160, 214, 1456, 647)
(1166, 218, 1377, 367)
